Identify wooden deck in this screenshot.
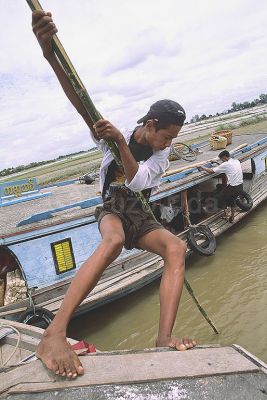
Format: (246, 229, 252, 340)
(1, 319, 267, 400)
(1, 344, 267, 399)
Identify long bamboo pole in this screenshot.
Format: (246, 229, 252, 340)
(26, 0, 120, 164)
(184, 280, 219, 334)
(25, 0, 219, 335)
(26, 0, 153, 214)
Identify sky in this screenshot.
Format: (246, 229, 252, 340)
(0, 0, 267, 170)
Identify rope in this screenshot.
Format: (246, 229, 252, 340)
(0, 324, 21, 366)
(28, 288, 36, 314)
(25, 0, 219, 335)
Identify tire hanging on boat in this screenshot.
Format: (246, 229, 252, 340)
(18, 307, 54, 329)
(235, 190, 253, 212)
(187, 225, 216, 256)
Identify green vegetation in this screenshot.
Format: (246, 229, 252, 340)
(215, 124, 235, 132)
(0, 150, 102, 186)
(0, 148, 98, 178)
(190, 93, 267, 123)
(239, 114, 267, 126)
(214, 114, 267, 132)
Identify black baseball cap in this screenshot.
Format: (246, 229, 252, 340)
(137, 99, 186, 125)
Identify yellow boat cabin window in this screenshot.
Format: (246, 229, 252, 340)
(51, 239, 76, 275)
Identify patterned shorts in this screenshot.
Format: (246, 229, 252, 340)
(95, 187, 163, 250)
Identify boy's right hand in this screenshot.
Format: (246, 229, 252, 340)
(32, 10, 58, 58)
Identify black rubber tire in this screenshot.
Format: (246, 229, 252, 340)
(235, 190, 253, 212)
(187, 225, 216, 256)
(18, 307, 54, 329)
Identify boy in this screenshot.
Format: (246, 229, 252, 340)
(31, 10, 196, 379)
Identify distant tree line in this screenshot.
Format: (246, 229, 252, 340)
(0, 147, 97, 177)
(2, 93, 267, 175)
(188, 93, 267, 124)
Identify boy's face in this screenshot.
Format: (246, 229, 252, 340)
(145, 121, 182, 151)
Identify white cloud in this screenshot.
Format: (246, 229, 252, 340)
(0, 0, 267, 169)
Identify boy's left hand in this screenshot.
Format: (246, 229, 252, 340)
(93, 119, 123, 143)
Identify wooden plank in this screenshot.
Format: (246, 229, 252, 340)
(2, 333, 39, 352)
(0, 319, 44, 340)
(0, 320, 77, 360)
(5, 347, 260, 394)
(0, 358, 53, 394)
(0, 344, 30, 367)
(232, 344, 267, 371)
(0, 307, 28, 318)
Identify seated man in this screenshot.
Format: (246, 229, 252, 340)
(199, 150, 243, 222)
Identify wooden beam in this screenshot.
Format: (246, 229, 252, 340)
(4, 347, 259, 394)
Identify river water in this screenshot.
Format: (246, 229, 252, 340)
(69, 201, 267, 363)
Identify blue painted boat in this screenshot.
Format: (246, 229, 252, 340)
(0, 132, 267, 322)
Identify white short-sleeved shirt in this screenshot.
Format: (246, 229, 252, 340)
(213, 158, 243, 186)
(90, 129, 170, 194)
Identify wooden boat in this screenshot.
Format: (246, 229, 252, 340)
(0, 131, 267, 324)
(1, 319, 267, 400)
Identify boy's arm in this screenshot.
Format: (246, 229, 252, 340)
(94, 120, 139, 183)
(32, 10, 97, 139)
(94, 120, 171, 190)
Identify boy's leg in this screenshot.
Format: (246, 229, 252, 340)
(137, 228, 196, 350)
(36, 214, 125, 378)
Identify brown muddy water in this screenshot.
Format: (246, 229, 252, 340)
(69, 201, 267, 363)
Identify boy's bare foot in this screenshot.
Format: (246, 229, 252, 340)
(36, 330, 84, 379)
(156, 336, 196, 351)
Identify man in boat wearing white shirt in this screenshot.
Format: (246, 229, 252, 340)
(31, 10, 196, 379)
(199, 150, 243, 223)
